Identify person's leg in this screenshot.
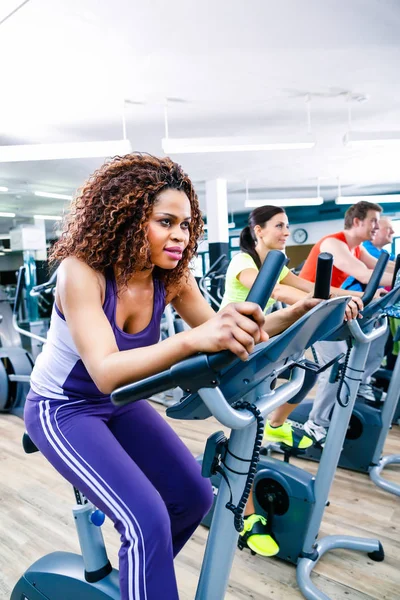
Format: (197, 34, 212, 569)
(107, 400, 213, 557)
(265, 369, 318, 448)
(358, 329, 389, 400)
(304, 340, 348, 444)
(24, 395, 179, 600)
(268, 402, 298, 426)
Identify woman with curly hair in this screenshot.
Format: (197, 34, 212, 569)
(24, 153, 317, 600)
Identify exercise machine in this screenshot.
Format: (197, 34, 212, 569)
(290, 253, 400, 495)
(0, 266, 56, 418)
(163, 253, 387, 600)
(0, 267, 36, 418)
(11, 250, 286, 599)
(114, 253, 385, 600)
(11, 250, 345, 600)
(199, 254, 229, 309)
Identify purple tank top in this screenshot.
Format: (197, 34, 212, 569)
(104, 269, 166, 351)
(29, 269, 166, 401)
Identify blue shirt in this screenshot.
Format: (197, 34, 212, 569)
(341, 241, 394, 291)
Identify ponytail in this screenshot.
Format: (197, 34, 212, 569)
(240, 226, 261, 269)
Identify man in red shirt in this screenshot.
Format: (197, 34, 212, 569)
(300, 201, 394, 287)
(300, 201, 394, 446)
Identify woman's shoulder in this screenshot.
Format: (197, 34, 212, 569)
(57, 257, 106, 299)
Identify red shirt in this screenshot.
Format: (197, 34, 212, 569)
(299, 231, 362, 288)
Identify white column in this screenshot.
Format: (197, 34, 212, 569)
(205, 179, 229, 243)
(205, 179, 230, 307)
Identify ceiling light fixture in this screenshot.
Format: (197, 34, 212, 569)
(34, 191, 73, 200)
(0, 139, 132, 163)
(0, 186, 8, 192)
(0, 106, 132, 163)
(244, 178, 323, 208)
(343, 97, 400, 148)
(0, 212, 16, 218)
(161, 98, 316, 154)
(33, 214, 62, 221)
(203, 222, 236, 231)
(343, 131, 400, 147)
(335, 194, 400, 205)
(245, 197, 324, 208)
(162, 136, 316, 154)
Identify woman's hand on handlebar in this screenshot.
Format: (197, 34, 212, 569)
(328, 294, 363, 321)
(189, 302, 269, 361)
(290, 295, 322, 319)
(344, 296, 363, 321)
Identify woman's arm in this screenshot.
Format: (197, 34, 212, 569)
(263, 297, 321, 337)
(173, 271, 323, 339)
(281, 270, 363, 299)
(279, 270, 362, 319)
(57, 259, 268, 394)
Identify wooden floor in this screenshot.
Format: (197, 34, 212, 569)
(0, 405, 399, 600)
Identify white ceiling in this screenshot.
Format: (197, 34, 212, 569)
(1, 0, 400, 235)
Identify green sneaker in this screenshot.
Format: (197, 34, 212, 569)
(239, 514, 279, 557)
(264, 420, 313, 450)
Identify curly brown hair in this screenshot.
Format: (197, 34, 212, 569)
(50, 153, 204, 292)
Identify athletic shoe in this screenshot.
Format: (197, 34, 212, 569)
(303, 419, 328, 448)
(357, 382, 377, 403)
(264, 420, 313, 450)
(239, 514, 279, 557)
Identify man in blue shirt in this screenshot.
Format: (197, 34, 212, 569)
(342, 216, 395, 401)
(342, 217, 395, 291)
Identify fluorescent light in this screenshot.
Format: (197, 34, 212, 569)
(34, 214, 62, 221)
(343, 131, 400, 147)
(203, 222, 236, 231)
(0, 186, 8, 192)
(245, 197, 324, 208)
(335, 195, 400, 205)
(0, 211, 16, 217)
(34, 191, 73, 200)
(0, 139, 132, 162)
(162, 136, 315, 154)
(0, 252, 5, 256)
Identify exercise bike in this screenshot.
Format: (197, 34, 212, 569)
(0, 267, 37, 418)
(115, 253, 385, 600)
(12, 250, 288, 599)
(289, 253, 400, 496)
(172, 253, 388, 600)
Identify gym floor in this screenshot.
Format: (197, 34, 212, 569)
(0, 403, 399, 600)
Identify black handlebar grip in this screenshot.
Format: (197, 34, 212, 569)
(361, 252, 389, 306)
(391, 254, 400, 288)
(245, 250, 287, 308)
(313, 253, 333, 300)
(13, 267, 26, 315)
